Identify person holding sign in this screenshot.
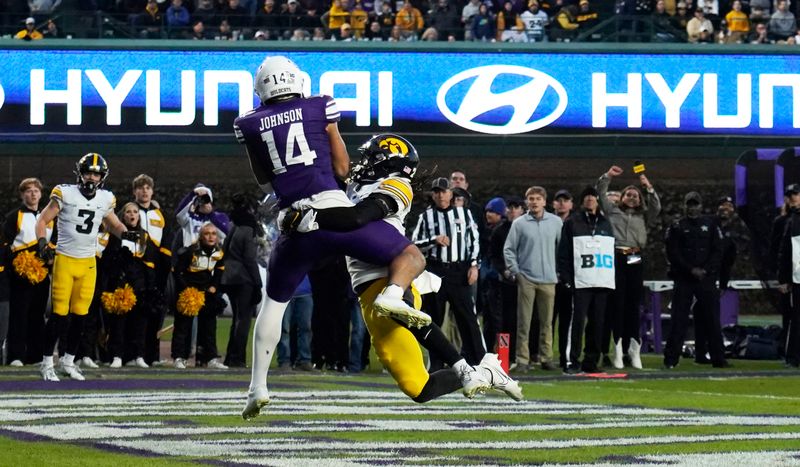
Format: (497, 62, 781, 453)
(557, 186, 616, 374)
(597, 164, 661, 370)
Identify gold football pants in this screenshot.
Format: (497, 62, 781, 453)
(51, 254, 97, 316)
(359, 279, 428, 398)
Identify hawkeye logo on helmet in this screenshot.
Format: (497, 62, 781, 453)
(436, 65, 568, 135)
(378, 137, 409, 156)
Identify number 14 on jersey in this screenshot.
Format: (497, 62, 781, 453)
(261, 122, 317, 175)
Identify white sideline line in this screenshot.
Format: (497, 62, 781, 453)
(7, 415, 800, 440)
(104, 432, 800, 457)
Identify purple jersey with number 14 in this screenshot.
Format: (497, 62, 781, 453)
(234, 95, 341, 208)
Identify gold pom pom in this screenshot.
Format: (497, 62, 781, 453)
(101, 284, 138, 315)
(177, 287, 205, 317)
(12, 250, 48, 285)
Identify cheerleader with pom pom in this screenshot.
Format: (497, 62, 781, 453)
(3, 178, 53, 366)
(171, 222, 227, 369)
(101, 202, 158, 369)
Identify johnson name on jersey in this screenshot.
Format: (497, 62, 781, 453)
(51, 184, 116, 259)
(346, 176, 414, 287)
(233, 95, 342, 208)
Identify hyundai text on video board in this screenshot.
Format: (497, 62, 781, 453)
(0, 47, 798, 142)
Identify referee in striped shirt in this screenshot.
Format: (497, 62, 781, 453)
(412, 177, 485, 370)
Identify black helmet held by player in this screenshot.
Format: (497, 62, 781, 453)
(75, 152, 109, 197)
(351, 134, 419, 184)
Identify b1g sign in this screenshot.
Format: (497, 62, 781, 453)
(0, 46, 798, 141)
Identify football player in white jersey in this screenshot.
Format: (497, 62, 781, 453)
(285, 134, 523, 403)
(35, 153, 137, 381)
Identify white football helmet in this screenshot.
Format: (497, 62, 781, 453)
(254, 56, 304, 104)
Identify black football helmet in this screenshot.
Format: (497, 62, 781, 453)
(350, 134, 419, 184)
(75, 152, 109, 197)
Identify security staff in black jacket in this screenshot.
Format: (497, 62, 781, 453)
(664, 192, 729, 369)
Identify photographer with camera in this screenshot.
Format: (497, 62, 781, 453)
(175, 184, 231, 249)
(597, 163, 661, 370)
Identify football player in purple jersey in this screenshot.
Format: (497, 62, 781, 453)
(235, 56, 428, 420)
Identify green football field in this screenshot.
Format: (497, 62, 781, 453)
(2, 318, 799, 466)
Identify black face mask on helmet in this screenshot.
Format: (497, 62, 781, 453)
(74, 153, 109, 198)
(350, 133, 419, 185)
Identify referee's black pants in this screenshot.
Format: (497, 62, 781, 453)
(424, 261, 486, 369)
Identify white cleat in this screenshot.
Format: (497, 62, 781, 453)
(81, 357, 100, 369)
(478, 353, 524, 401)
(372, 292, 432, 329)
(9, 360, 24, 367)
(109, 357, 123, 368)
(242, 386, 270, 420)
(207, 358, 229, 370)
(58, 362, 85, 381)
(40, 364, 60, 382)
(174, 358, 187, 369)
(457, 365, 492, 399)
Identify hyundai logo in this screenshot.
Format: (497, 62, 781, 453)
(436, 65, 568, 135)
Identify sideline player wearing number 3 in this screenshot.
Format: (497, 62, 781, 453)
(234, 56, 428, 419)
(35, 153, 137, 381)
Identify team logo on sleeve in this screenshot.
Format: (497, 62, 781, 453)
(378, 137, 409, 156)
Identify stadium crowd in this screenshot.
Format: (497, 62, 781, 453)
(1, 160, 798, 379)
(2, 0, 799, 43)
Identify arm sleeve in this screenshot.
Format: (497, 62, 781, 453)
(778, 218, 793, 284)
(665, 223, 692, 276)
(769, 216, 786, 273)
(314, 194, 396, 232)
(212, 254, 225, 290)
(644, 189, 662, 227)
(596, 174, 614, 217)
(175, 192, 195, 227)
(174, 249, 191, 290)
(466, 209, 480, 263)
(556, 220, 573, 284)
(242, 229, 263, 288)
(503, 222, 519, 275)
(411, 211, 437, 250)
(489, 227, 507, 273)
(2, 211, 17, 246)
(706, 220, 724, 276)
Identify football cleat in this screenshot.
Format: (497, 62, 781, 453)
(373, 292, 432, 329)
(174, 358, 187, 369)
(457, 365, 492, 399)
(110, 357, 122, 368)
(242, 386, 270, 420)
(81, 357, 100, 369)
(40, 364, 60, 382)
(478, 353, 523, 401)
(58, 362, 85, 381)
(9, 360, 24, 367)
